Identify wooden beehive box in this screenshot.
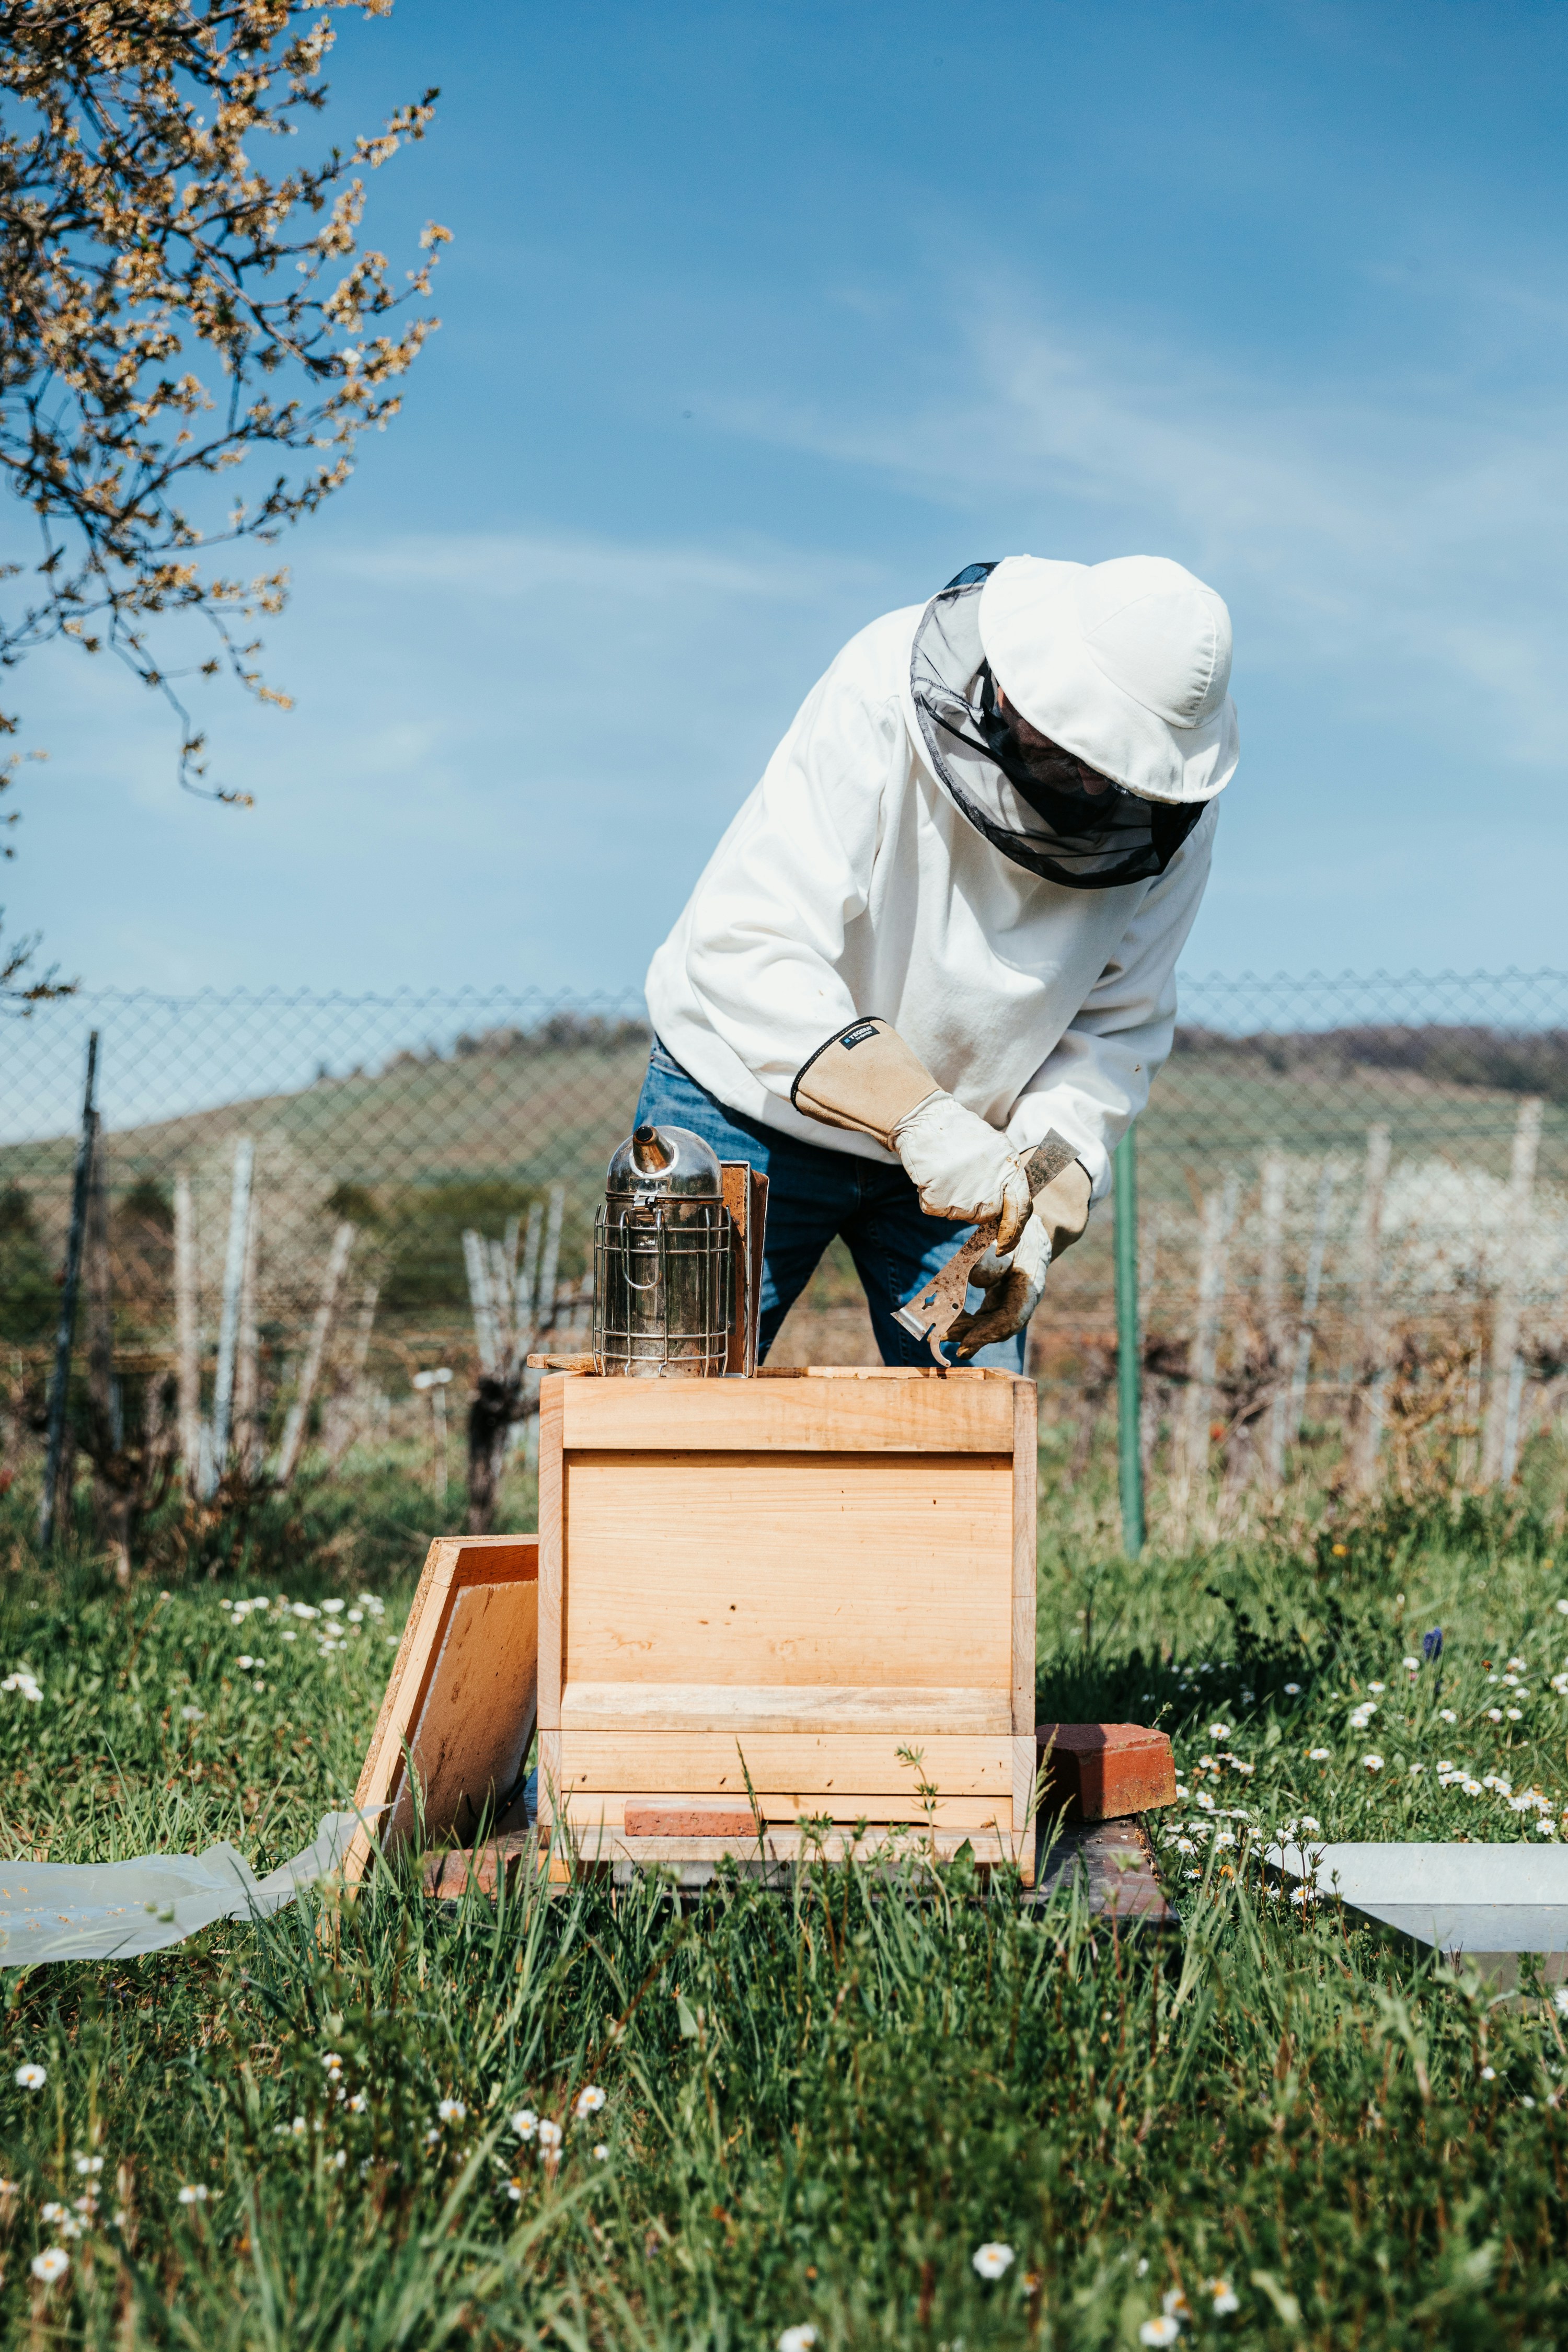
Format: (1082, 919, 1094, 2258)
(537, 1364, 1037, 1881)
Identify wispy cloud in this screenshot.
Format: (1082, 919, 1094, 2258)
(326, 528, 884, 608)
(707, 282, 1568, 766)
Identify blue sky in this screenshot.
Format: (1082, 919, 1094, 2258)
(10, 0, 1568, 998)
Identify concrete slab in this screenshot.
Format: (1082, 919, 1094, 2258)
(1266, 1841, 1568, 1990)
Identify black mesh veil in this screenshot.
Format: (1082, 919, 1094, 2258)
(909, 564, 1207, 890)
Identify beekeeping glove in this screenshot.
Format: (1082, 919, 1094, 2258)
(792, 1017, 1031, 1249)
(948, 1155, 1093, 1361)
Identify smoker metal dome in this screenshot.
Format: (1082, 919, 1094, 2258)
(604, 1123, 723, 1200)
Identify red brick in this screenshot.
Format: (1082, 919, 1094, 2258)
(623, 1805, 760, 1839)
(423, 1832, 533, 1899)
(1034, 1723, 1177, 1821)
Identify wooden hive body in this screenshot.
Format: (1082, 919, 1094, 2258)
(537, 1364, 1037, 1881)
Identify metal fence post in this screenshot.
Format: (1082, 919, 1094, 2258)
(38, 1030, 99, 1552)
(1113, 1126, 1145, 1558)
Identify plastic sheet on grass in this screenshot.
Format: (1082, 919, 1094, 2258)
(0, 1811, 366, 1964)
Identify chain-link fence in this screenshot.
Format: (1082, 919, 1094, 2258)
(3, 971, 1565, 1503)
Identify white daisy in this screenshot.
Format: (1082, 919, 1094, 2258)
(972, 2242, 1014, 2279)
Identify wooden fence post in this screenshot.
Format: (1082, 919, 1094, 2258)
(172, 1171, 202, 1491)
(1347, 1124, 1391, 1493)
(233, 1184, 261, 1479)
(273, 1220, 356, 1489)
(1176, 1174, 1239, 1513)
(1482, 1096, 1543, 1486)
(515, 1203, 543, 1342)
(536, 1185, 565, 1345)
(1259, 1145, 1287, 1487)
(348, 1280, 380, 1451)
(1287, 1162, 1336, 1446)
(210, 1137, 253, 1488)
(462, 1230, 499, 1375)
(83, 1112, 117, 1553)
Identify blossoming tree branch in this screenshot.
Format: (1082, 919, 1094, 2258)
(0, 0, 447, 890)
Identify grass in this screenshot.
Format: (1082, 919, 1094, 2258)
(1, 1449, 1568, 2347)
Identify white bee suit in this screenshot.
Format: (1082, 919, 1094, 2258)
(645, 590, 1221, 1200)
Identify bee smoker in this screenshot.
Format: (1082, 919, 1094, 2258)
(592, 1124, 736, 1377)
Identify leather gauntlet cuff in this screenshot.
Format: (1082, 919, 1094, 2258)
(790, 1017, 940, 1147)
(1036, 1157, 1092, 1258)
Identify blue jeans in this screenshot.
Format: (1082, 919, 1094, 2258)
(633, 1042, 1028, 1372)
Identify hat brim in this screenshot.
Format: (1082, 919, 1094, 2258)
(978, 558, 1237, 806)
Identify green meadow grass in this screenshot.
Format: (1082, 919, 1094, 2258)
(1, 1453, 1567, 2349)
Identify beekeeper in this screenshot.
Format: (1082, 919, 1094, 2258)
(638, 555, 1237, 1368)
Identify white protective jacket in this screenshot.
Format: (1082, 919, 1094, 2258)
(644, 601, 1217, 1197)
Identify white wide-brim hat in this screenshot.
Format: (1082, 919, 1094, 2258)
(978, 554, 1238, 805)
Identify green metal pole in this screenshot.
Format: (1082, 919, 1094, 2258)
(1113, 1126, 1145, 1558)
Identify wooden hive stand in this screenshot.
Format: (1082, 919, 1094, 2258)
(536, 1364, 1040, 1885)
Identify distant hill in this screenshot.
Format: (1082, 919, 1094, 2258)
(1172, 1022, 1568, 1103)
